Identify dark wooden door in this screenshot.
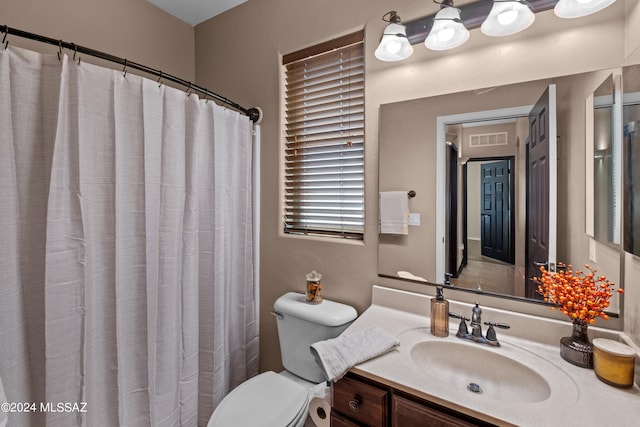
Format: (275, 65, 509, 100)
(480, 159, 514, 264)
(446, 143, 459, 278)
(526, 85, 557, 298)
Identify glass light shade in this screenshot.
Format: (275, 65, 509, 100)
(554, 0, 616, 19)
(375, 22, 414, 62)
(425, 6, 470, 51)
(481, 1, 535, 37)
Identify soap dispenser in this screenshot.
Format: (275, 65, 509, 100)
(430, 286, 449, 337)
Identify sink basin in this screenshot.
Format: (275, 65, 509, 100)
(394, 328, 577, 405)
(411, 340, 550, 403)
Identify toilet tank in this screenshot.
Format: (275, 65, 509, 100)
(274, 292, 357, 383)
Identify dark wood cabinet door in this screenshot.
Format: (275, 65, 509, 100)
(392, 395, 480, 427)
(333, 375, 388, 427)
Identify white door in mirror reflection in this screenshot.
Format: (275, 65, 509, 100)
(526, 85, 557, 298)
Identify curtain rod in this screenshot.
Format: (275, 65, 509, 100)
(1, 24, 262, 123)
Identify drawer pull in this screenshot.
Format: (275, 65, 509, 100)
(348, 397, 361, 413)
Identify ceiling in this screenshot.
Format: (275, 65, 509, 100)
(146, 0, 248, 26)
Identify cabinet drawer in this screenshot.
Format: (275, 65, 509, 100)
(392, 395, 480, 427)
(333, 376, 388, 427)
(331, 411, 362, 427)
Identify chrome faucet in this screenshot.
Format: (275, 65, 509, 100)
(449, 303, 510, 347)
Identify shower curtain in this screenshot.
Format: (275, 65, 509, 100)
(0, 46, 259, 426)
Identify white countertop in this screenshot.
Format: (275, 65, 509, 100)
(343, 286, 640, 427)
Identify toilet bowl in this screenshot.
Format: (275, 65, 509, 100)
(207, 371, 314, 427)
(208, 292, 357, 427)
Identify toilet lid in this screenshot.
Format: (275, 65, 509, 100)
(209, 371, 309, 427)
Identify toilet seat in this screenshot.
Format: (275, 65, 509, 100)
(208, 371, 310, 427)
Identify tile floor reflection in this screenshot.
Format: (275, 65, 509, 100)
(451, 239, 516, 295)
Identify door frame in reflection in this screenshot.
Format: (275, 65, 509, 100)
(436, 106, 534, 283)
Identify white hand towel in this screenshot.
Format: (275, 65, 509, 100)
(379, 191, 409, 235)
(310, 325, 400, 382)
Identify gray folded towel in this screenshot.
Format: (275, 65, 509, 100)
(310, 325, 400, 382)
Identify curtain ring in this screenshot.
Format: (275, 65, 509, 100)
(57, 40, 63, 61)
(123, 59, 128, 77)
(2, 31, 8, 50)
(157, 71, 163, 87)
(186, 82, 192, 96)
(72, 43, 81, 65)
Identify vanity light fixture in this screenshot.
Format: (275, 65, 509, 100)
(554, 0, 616, 19)
(481, 1, 536, 37)
(375, 0, 619, 62)
(425, 0, 470, 51)
(374, 11, 414, 62)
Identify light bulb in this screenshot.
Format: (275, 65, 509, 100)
(375, 19, 414, 62)
(437, 28, 455, 42)
(385, 40, 402, 54)
(555, 0, 616, 19)
(425, 4, 469, 50)
(481, 1, 535, 37)
(497, 9, 518, 26)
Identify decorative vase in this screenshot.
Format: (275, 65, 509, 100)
(559, 321, 594, 368)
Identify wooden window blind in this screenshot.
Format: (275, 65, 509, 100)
(283, 31, 365, 239)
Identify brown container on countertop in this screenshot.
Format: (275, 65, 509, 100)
(592, 338, 636, 388)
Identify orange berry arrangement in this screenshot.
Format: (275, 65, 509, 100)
(534, 263, 624, 325)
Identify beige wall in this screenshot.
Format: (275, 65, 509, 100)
(196, 0, 390, 374)
(195, 0, 640, 374)
(1, 0, 195, 81)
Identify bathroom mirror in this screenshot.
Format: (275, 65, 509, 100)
(378, 68, 624, 309)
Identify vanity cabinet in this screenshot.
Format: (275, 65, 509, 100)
(331, 373, 495, 427)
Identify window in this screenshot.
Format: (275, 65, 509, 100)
(283, 31, 365, 239)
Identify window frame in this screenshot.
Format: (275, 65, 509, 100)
(282, 31, 365, 240)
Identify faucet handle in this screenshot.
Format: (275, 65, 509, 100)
(484, 321, 510, 329)
(484, 321, 510, 344)
(449, 312, 469, 321)
(449, 312, 470, 337)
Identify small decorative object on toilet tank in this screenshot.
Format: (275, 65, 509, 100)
(306, 270, 323, 304)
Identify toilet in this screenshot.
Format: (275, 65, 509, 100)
(208, 292, 357, 427)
